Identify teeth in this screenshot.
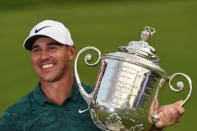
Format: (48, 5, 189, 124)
(42, 64, 53, 69)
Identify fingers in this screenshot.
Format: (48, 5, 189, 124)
(176, 106, 185, 116)
(174, 100, 185, 115)
(168, 106, 180, 122)
(175, 100, 183, 107)
(155, 107, 179, 128)
(154, 100, 185, 129)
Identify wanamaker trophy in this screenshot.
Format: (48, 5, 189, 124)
(74, 26, 192, 131)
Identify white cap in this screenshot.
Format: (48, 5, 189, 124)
(23, 20, 74, 50)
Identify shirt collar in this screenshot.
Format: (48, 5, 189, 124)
(33, 83, 47, 106)
(69, 79, 80, 101)
(33, 80, 79, 106)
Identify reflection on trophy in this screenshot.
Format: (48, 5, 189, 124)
(74, 26, 192, 131)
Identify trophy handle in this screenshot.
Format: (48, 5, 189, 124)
(168, 73, 192, 106)
(151, 73, 192, 124)
(74, 46, 101, 104)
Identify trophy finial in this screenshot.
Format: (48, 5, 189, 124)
(141, 26, 155, 41)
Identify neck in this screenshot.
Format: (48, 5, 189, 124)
(40, 74, 74, 106)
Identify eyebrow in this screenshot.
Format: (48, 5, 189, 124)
(32, 41, 63, 49)
(47, 41, 63, 46)
(31, 44, 39, 49)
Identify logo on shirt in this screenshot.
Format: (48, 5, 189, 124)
(78, 108, 89, 114)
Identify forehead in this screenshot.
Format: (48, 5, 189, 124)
(33, 37, 63, 47)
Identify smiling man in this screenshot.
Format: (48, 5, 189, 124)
(0, 20, 184, 131)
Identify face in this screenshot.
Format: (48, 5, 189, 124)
(31, 37, 76, 82)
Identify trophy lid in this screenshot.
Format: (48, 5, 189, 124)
(104, 26, 168, 78)
(119, 26, 159, 63)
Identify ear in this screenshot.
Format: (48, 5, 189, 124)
(67, 45, 76, 61)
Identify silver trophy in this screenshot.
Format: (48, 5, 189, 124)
(74, 26, 192, 131)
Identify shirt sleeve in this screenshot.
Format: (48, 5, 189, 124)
(0, 112, 15, 130)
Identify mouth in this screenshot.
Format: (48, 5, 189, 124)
(41, 63, 55, 70)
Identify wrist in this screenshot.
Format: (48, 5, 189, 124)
(149, 124, 165, 131)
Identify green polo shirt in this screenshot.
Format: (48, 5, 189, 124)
(0, 81, 101, 131)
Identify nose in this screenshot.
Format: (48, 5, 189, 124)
(40, 50, 50, 62)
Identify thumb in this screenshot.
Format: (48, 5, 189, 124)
(153, 98, 159, 111)
(174, 100, 184, 107)
(150, 98, 159, 113)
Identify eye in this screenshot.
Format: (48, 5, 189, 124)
(48, 46, 58, 51)
(31, 47, 40, 53)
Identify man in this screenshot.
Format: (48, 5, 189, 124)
(0, 20, 184, 131)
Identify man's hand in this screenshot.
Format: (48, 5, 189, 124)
(150, 99, 185, 129)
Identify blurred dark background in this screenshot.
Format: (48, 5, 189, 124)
(0, 0, 196, 130)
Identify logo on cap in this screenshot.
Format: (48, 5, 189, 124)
(35, 26, 51, 33)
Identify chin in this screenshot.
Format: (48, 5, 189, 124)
(40, 76, 57, 82)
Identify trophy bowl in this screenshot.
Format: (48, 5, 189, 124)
(74, 26, 192, 131)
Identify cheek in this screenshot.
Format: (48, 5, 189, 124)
(31, 56, 39, 69)
(57, 55, 70, 68)
(57, 52, 69, 61)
